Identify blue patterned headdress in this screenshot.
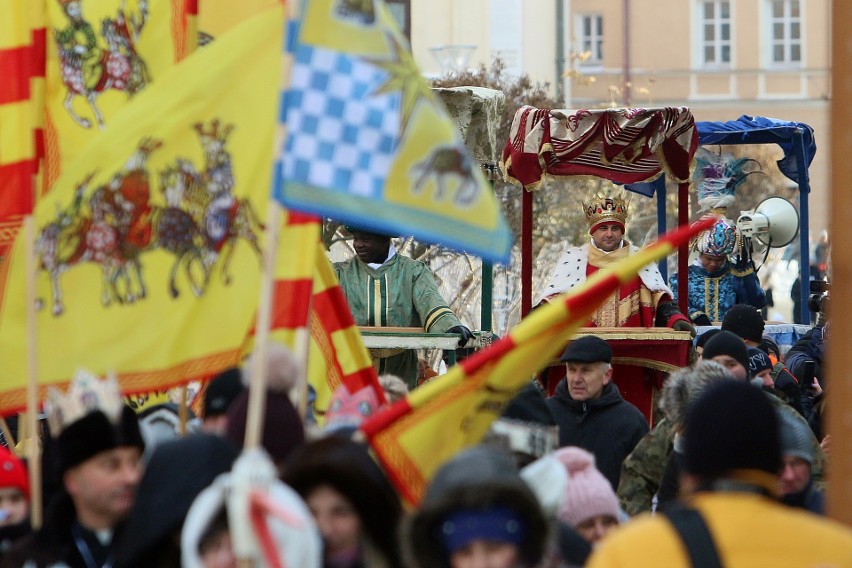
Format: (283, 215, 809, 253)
(695, 218, 738, 257)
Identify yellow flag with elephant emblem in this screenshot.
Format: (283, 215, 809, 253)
(0, 6, 282, 414)
(276, 0, 511, 263)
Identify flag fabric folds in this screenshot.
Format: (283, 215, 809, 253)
(197, 0, 279, 40)
(0, 7, 283, 414)
(275, 0, 512, 263)
(43, 0, 195, 189)
(360, 217, 716, 506)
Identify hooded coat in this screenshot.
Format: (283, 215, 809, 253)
(546, 381, 648, 490)
(402, 446, 548, 568)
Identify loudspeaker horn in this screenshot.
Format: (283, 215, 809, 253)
(736, 196, 800, 248)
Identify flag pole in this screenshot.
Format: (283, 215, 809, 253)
(178, 384, 188, 436)
(23, 215, 42, 529)
(0, 416, 16, 452)
(244, 201, 281, 450)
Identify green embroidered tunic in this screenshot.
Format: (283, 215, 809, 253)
(334, 253, 461, 388)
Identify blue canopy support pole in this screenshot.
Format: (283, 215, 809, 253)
(656, 178, 668, 280)
(793, 128, 811, 324)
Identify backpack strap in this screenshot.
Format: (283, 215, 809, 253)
(663, 506, 724, 568)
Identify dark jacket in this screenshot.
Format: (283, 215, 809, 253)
(2, 491, 120, 568)
(781, 478, 825, 515)
(546, 381, 648, 490)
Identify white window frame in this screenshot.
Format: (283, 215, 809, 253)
(575, 14, 604, 66)
(767, 0, 803, 67)
(699, 0, 732, 68)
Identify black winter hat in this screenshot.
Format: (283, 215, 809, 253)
(747, 347, 773, 376)
(501, 383, 556, 426)
(701, 330, 750, 374)
(560, 335, 611, 363)
(203, 367, 244, 418)
(683, 381, 781, 479)
(695, 328, 722, 350)
(57, 406, 145, 475)
(721, 304, 766, 343)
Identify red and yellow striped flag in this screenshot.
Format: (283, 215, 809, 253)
(360, 217, 716, 506)
(266, 214, 384, 418)
(0, 0, 43, 218)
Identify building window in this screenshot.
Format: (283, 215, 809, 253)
(701, 0, 731, 66)
(577, 14, 603, 64)
(770, 0, 801, 65)
(386, 0, 410, 40)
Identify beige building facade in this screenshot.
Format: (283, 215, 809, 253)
(409, 0, 831, 232)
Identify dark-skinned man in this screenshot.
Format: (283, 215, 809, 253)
(335, 228, 472, 389)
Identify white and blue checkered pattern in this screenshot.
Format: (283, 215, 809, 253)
(281, 45, 401, 199)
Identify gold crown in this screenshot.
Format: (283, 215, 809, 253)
(193, 119, 234, 142)
(45, 370, 124, 436)
(583, 195, 628, 228)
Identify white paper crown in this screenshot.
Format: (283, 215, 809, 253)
(45, 370, 124, 436)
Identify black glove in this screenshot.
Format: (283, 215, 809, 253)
(447, 325, 474, 347)
(672, 319, 697, 338)
(733, 243, 755, 272)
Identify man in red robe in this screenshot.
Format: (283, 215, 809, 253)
(540, 195, 692, 331)
(538, 195, 694, 421)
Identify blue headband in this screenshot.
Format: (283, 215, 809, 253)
(439, 506, 526, 555)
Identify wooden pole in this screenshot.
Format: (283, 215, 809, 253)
(827, 3, 852, 525)
(0, 416, 16, 452)
(244, 201, 281, 450)
(23, 216, 42, 529)
(178, 385, 188, 437)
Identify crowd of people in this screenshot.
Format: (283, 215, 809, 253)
(0, 298, 846, 567)
(0, 193, 847, 567)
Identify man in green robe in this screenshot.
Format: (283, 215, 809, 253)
(334, 229, 473, 388)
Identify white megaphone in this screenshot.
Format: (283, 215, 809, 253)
(736, 196, 800, 248)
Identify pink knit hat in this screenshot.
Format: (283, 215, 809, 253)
(553, 447, 620, 528)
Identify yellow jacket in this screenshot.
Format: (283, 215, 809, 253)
(588, 492, 852, 568)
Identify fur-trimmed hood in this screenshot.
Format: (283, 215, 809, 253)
(402, 446, 548, 568)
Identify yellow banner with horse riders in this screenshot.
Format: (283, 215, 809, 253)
(43, 0, 196, 190)
(0, 6, 282, 414)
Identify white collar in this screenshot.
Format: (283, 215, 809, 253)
(367, 244, 397, 269)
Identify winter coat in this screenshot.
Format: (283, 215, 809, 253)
(616, 418, 675, 516)
(546, 381, 648, 490)
(781, 478, 826, 515)
(587, 491, 852, 567)
(1, 491, 120, 568)
(402, 446, 548, 568)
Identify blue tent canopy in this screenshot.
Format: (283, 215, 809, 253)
(696, 115, 816, 185)
(625, 115, 816, 323)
